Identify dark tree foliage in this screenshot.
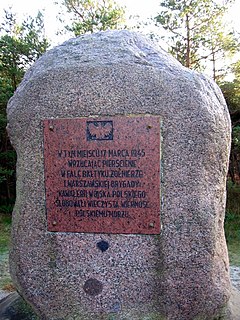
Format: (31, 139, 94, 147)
(220, 60, 240, 184)
(0, 9, 49, 212)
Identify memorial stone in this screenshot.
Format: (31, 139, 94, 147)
(7, 30, 239, 319)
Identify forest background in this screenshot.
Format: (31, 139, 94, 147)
(0, 0, 240, 268)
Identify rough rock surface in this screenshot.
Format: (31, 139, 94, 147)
(7, 30, 235, 319)
(0, 265, 239, 319)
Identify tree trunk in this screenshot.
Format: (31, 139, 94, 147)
(186, 13, 191, 68)
(212, 47, 216, 81)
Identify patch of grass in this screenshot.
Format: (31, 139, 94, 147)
(0, 276, 13, 290)
(225, 181, 240, 266)
(0, 214, 13, 290)
(0, 213, 11, 254)
(0, 204, 14, 214)
(227, 240, 240, 266)
(225, 211, 240, 241)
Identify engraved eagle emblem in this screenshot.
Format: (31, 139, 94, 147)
(87, 121, 113, 140)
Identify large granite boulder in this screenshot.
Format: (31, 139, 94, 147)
(7, 30, 237, 319)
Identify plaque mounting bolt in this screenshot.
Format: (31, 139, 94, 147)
(52, 221, 57, 226)
(147, 125, 152, 129)
(149, 222, 155, 228)
(49, 125, 54, 131)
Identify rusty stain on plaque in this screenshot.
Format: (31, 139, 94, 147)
(43, 115, 161, 234)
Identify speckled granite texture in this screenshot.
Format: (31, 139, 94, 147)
(7, 30, 237, 319)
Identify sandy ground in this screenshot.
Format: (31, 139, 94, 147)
(230, 265, 240, 291)
(0, 252, 11, 300)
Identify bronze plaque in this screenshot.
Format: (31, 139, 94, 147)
(43, 116, 161, 234)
